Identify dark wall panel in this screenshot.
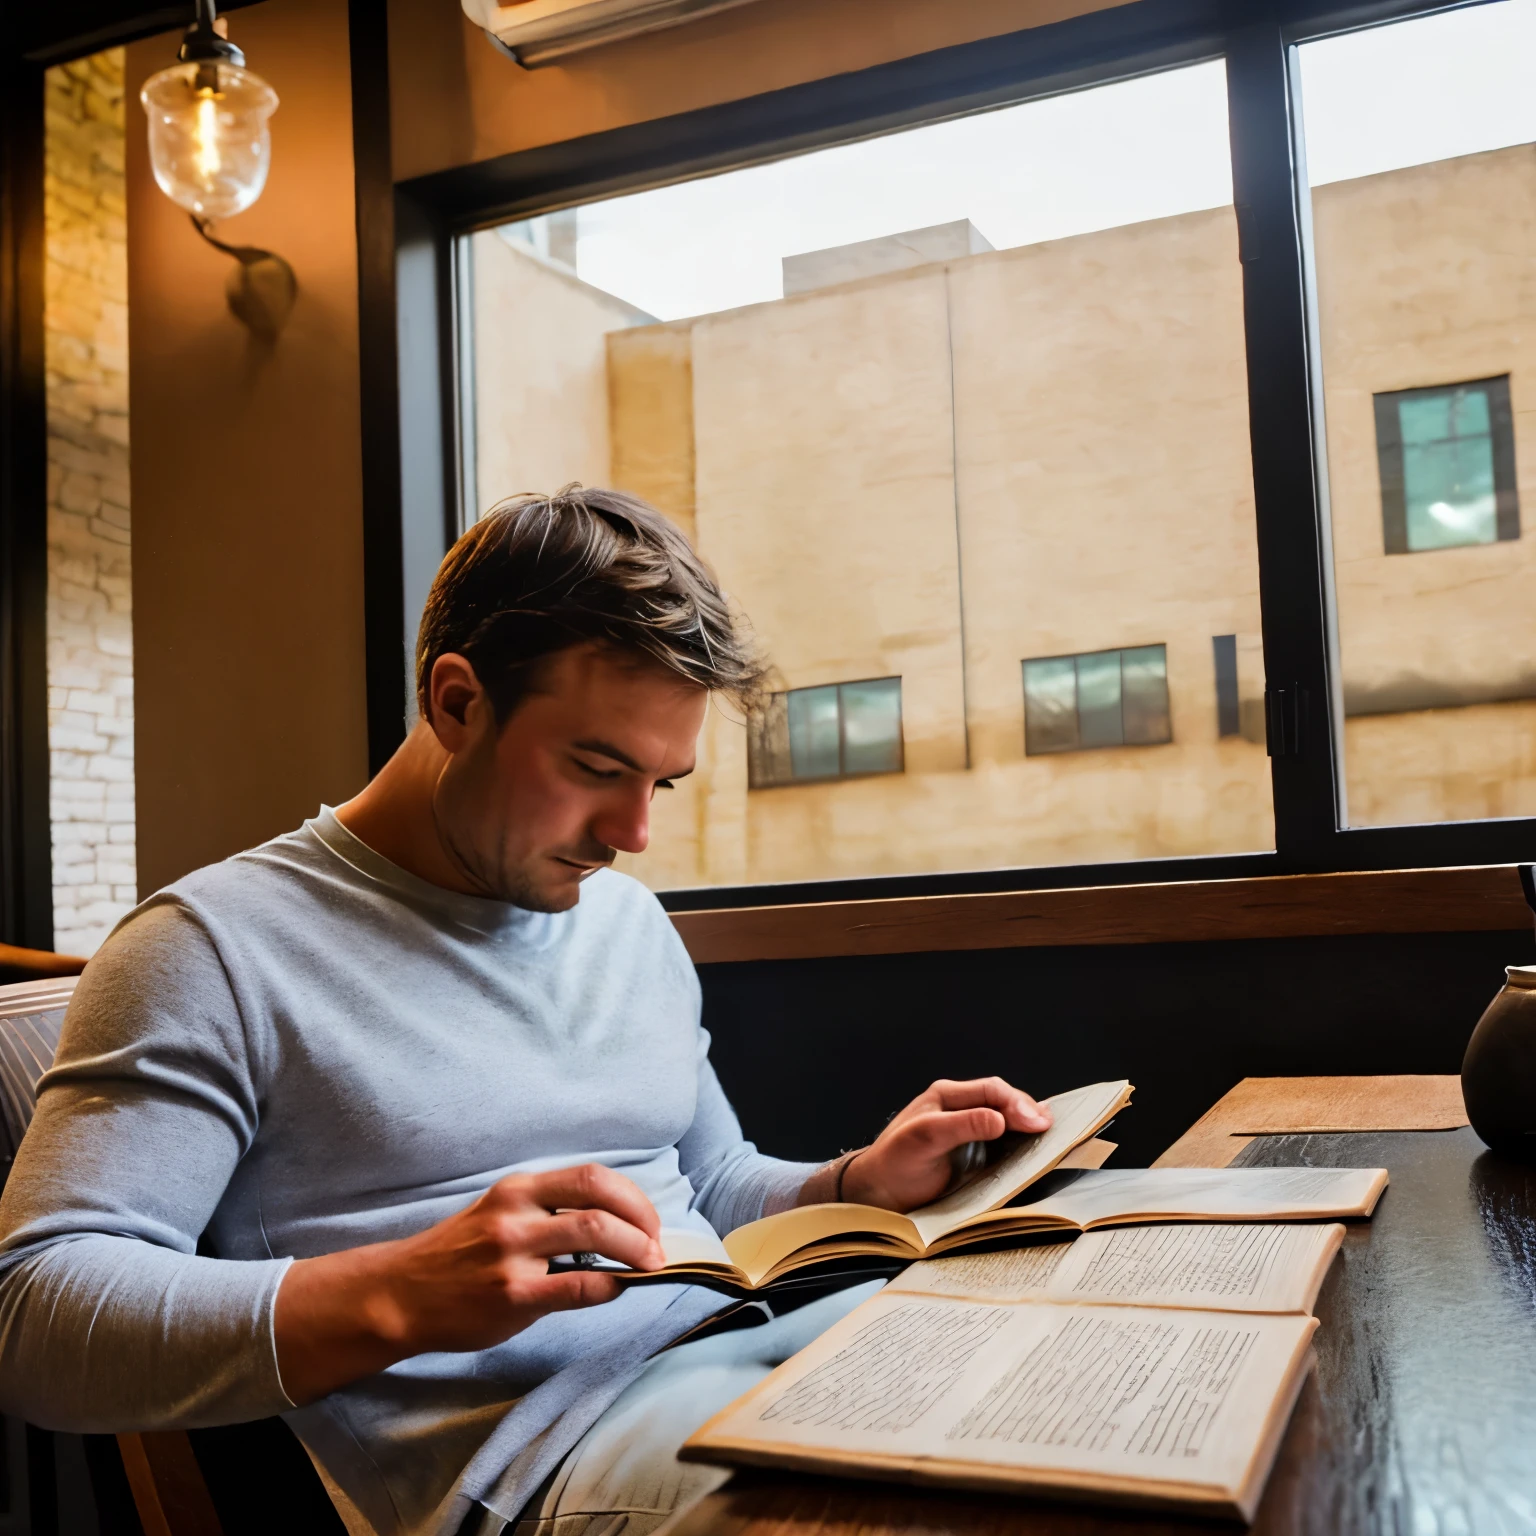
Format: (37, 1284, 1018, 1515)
(700, 929, 1533, 1167)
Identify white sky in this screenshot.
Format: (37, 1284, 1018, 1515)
(506, 0, 1536, 322)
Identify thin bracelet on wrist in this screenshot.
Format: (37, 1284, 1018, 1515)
(833, 1149, 863, 1203)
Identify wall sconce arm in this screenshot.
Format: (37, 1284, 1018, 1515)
(192, 215, 297, 340)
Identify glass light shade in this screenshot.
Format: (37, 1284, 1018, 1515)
(140, 62, 278, 221)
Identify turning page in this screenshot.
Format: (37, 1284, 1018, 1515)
(715, 1079, 1133, 1286)
(892, 1223, 1345, 1315)
(907, 1080, 1133, 1247)
(685, 1288, 1316, 1520)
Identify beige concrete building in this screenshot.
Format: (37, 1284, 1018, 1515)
(472, 140, 1536, 891)
(1312, 146, 1536, 828)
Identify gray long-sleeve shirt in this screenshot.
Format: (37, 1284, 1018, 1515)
(0, 809, 813, 1536)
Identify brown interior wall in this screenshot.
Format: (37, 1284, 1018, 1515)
(126, 0, 368, 896)
(121, 0, 1129, 895)
(388, 0, 1133, 182)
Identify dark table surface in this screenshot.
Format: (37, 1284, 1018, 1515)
(667, 1127, 1536, 1536)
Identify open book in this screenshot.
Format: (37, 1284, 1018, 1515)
(683, 1221, 1347, 1520)
(630, 1156, 1384, 1295)
(604, 1080, 1133, 1294)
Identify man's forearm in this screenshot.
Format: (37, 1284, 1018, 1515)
(274, 1164, 660, 1405)
(274, 1241, 420, 1405)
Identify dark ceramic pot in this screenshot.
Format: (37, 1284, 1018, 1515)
(1462, 965, 1536, 1161)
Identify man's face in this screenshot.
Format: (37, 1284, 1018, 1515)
(431, 644, 708, 912)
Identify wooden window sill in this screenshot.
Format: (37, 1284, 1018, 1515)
(670, 864, 1531, 965)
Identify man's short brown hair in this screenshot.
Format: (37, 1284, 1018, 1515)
(415, 485, 766, 724)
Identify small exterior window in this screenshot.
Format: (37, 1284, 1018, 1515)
(1374, 376, 1519, 553)
(1022, 646, 1171, 755)
(748, 677, 904, 788)
(1213, 635, 1241, 738)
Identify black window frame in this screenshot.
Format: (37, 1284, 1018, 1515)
(1374, 374, 1519, 554)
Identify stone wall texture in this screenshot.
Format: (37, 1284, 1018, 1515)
(44, 51, 135, 955)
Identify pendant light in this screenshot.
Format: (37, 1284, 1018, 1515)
(140, 0, 296, 338)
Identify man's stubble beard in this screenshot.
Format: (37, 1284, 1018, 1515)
(430, 745, 613, 913)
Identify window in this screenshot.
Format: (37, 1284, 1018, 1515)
(1213, 636, 1241, 738)
(404, 0, 1536, 904)
(748, 679, 904, 788)
(1299, 0, 1536, 830)
(1374, 377, 1518, 554)
(461, 58, 1276, 890)
(1022, 647, 1171, 756)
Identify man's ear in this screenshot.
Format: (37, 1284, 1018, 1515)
(427, 653, 489, 749)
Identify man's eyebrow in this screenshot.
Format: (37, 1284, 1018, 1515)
(572, 739, 694, 779)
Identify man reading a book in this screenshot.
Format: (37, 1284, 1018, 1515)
(0, 488, 1051, 1536)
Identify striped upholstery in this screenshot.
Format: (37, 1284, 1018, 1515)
(0, 976, 78, 1185)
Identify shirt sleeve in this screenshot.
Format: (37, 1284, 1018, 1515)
(0, 898, 294, 1432)
(676, 1032, 820, 1235)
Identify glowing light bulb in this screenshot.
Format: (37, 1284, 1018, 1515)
(141, 61, 277, 221)
(193, 90, 222, 180)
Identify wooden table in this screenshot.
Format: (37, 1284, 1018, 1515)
(665, 1080, 1536, 1536)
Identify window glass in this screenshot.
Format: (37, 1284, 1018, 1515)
(1374, 378, 1517, 554)
(1076, 650, 1124, 749)
(466, 60, 1274, 889)
(1121, 646, 1173, 746)
(1023, 647, 1172, 756)
(1399, 386, 1497, 549)
(840, 678, 904, 776)
(750, 679, 904, 786)
(1021, 657, 1079, 756)
(1298, 0, 1536, 828)
(787, 686, 840, 781)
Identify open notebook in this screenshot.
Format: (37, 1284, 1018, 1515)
(683, 1221, 1348, 1521)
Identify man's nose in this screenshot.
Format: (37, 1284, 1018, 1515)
(592, 789, 650, 856)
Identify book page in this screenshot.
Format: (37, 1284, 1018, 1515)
(596, 1227, 746, 1289)
(687, 1290, 1315, 1508)
(1047, 1223, 1343, 1313)
(1010, 1165, 1387, 1231)
(888, 1243, 1075, 1299)
(658, 1227, 736, 1269)
(889, 1224, 1342, 1314)
(722, 1201, 919, 1287)
(908, 1080, 1132, 1247)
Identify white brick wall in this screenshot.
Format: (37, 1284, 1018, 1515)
(45, 51, 136, 956)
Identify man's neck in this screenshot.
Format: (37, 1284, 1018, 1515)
(334, 723, 482, 896)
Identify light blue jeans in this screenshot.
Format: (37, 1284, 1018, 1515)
(505, 1281, 885, 1536)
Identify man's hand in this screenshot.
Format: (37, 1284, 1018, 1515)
(798, 1078, 1052, 1213)
(274, 1163, 664, 1405)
